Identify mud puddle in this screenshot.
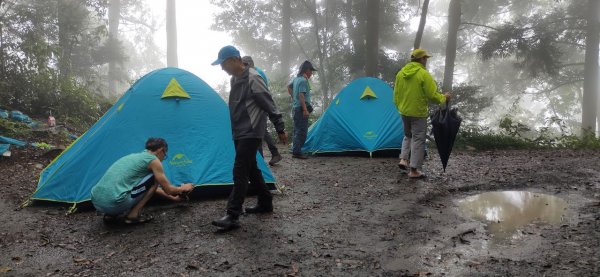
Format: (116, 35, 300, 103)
(458, 191, 567, 240)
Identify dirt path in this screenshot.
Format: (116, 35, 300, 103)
(0, 148, 599, 276)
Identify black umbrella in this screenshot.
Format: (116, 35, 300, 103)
(430, 101, 462, 172)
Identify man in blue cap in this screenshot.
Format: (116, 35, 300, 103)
(211, 45, 288, 230)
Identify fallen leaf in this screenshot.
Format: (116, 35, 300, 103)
(73, 257, 91, 265)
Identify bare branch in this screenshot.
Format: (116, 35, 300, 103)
(461, 22, 499, 31)
(558, 62, 584, 68)
(524, 79, 583, 95)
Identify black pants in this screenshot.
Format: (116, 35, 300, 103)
(259, 129, 280, 157)
(226, 138, 273, 217)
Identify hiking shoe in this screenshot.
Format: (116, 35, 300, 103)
(211, 215, 240, 229)
(245, 204, 273, 214)
(292, 153, 308, 159)
(268, 154, 282, 166)
(124, 214, 154, 225)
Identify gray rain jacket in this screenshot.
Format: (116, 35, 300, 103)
(228, 67, 285, 140)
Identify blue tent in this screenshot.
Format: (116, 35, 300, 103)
(31, 68, 277, 208)
(301, 77, 404, 155)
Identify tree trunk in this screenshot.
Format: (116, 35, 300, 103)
(442, 0, 461, 92)
(166, 0, 178, 67)
(0, 0, 4, 77)
(0, 10, 4, 77)
(364, 0, 379, 77)
(281, 0, 291, 78)
(108, 0, 121, 97)
(57, 0, 76, 79)
(308, 0, 330, 109)
(582, 0, 599, 135)
(323, 0, 336, 106)
(413, 0, 430, 49)
(346, 0, 366, 78)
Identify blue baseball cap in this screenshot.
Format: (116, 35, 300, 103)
(211, 45, 240, 65)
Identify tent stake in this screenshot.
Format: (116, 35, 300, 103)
(66, 203, 78, 215)
(20, 199, 32, 209)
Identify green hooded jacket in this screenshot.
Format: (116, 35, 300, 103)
(393, 61, 446, 118)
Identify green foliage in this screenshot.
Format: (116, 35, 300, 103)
(479, 23, 564, 77)
(444, 84, 493, 124)
(0, 67, 112, 131)
(0, 118, 32, 138)
(498, 117, 531, 137)
(455, 122, 600, 150)
(0, 0, 141, 131)
(31, 142, 52, 149)
(454, 125, 538, 150)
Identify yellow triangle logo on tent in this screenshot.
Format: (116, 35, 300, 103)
(161, 78, 191, 99)
(360, 86, 377, 100)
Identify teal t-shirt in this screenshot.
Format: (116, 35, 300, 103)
(91, 150, 157, 205)
(292, 76, 311, 109)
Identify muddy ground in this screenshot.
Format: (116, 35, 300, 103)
(0, 146, 599, 276)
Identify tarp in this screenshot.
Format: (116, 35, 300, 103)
(301, 77, 404, 154)
(31, 67, 277, 204)
(431, 102, 462, 171)
(10, 111, 32, 123)
(0, 136, 27, 147)
(0, 144, 9, 155)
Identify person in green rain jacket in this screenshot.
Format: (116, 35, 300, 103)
(393, 48, 451, 179)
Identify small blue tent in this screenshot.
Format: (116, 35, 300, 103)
(31, 68, 277, 209)
(301, 77, 404, 155)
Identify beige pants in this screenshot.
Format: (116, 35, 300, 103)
(400, 115, 427, 169)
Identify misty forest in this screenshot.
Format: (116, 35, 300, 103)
(1, 0, 600, 146)
(0, 1, 599, 276)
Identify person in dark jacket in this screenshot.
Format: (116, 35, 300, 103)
(211, 45, 288, 230)
(241, 56, 283, 166)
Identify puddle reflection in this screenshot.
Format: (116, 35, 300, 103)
(458, 191, 567, 240)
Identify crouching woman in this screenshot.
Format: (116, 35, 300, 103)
(91, 137, 194, 224)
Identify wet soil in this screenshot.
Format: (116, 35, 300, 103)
(0, 147, 599, 276)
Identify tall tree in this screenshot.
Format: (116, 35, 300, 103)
(281, 0, 291, 78)
(345, 0, 367, 78)
(211, 0, 409, 109)
(306, 0, 331, 108)
(364, 0, 380, 77)
(57, 0, 88, 79)
(108, 0, 121, 97)
(413, 0, 430, 49)
(442, 0, 461, 92)
(582, 0, 599, 135)
(166, 0, 178, 67)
